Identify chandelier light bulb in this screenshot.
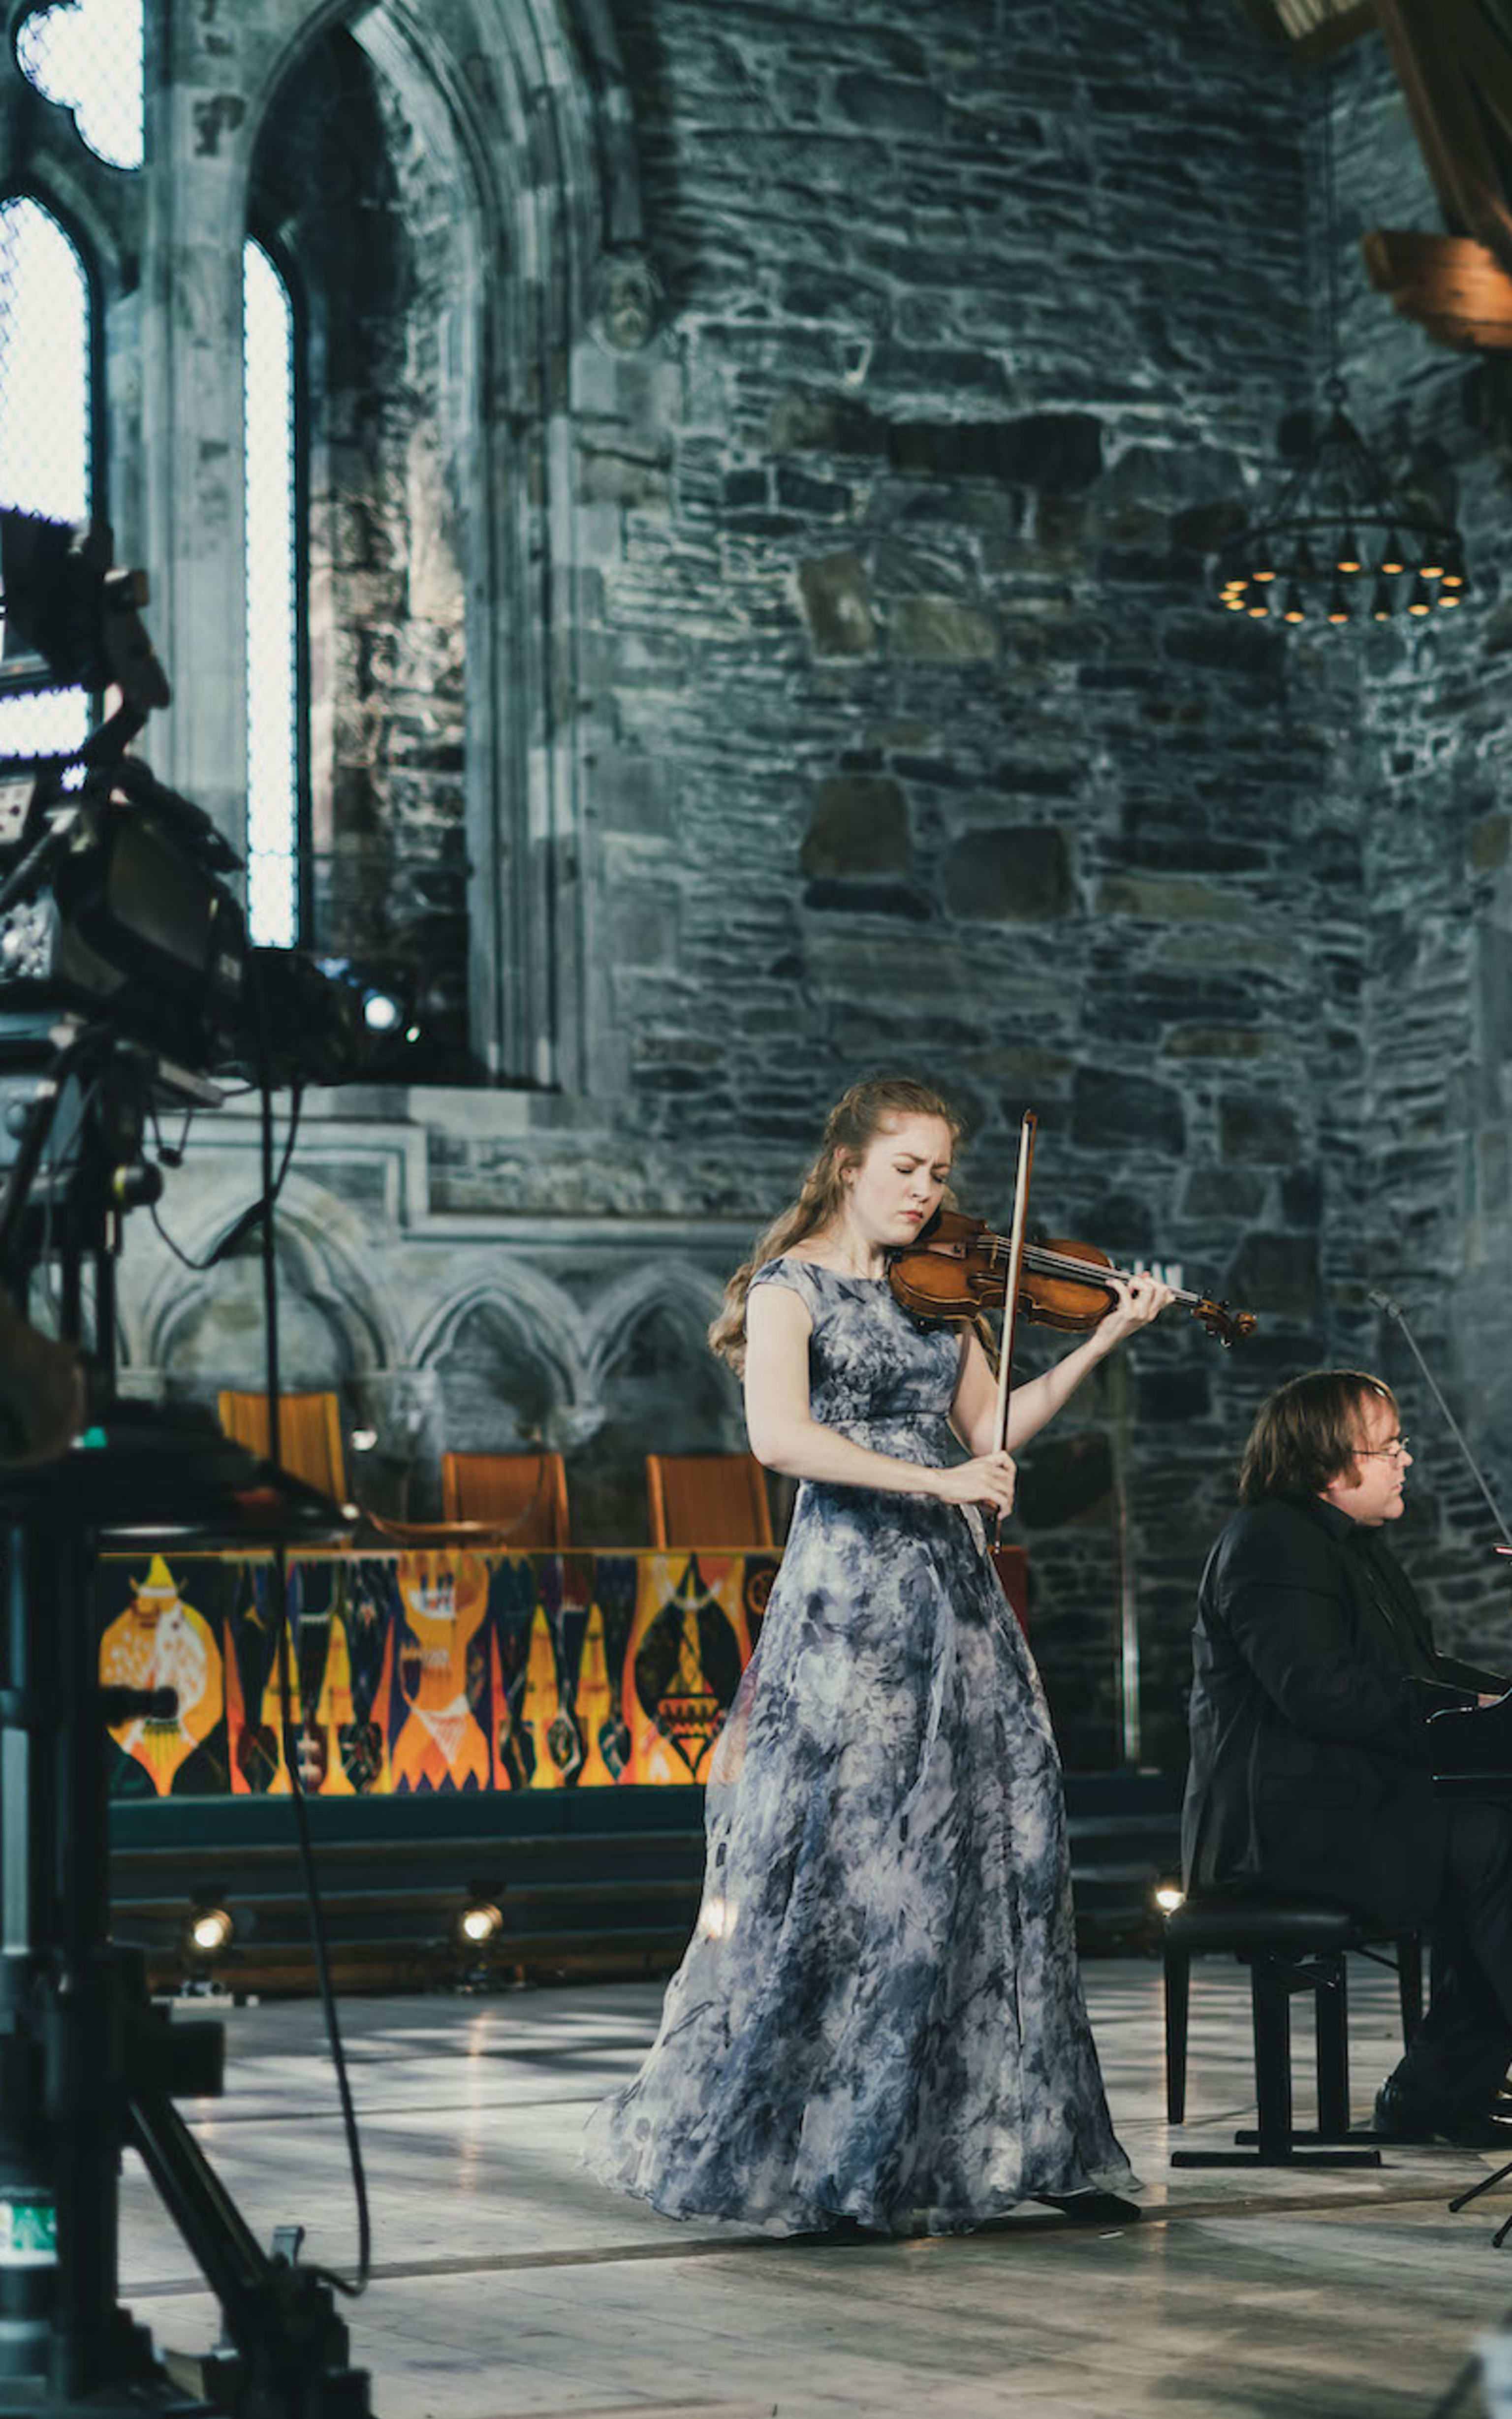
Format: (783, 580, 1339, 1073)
(1210, 397, 1468, 633)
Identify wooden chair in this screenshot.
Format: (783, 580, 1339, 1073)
(645, 1452, 774, 1549)
(440, 1450, 570, 1549)
(218, 1388, 348, 1503)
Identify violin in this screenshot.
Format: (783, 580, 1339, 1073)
(888, 1206, 1256, 1348)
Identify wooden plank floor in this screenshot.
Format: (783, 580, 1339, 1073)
(117, 1959, 1512, 2417)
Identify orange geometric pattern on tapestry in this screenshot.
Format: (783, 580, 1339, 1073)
(388, 1551, 492, 1792)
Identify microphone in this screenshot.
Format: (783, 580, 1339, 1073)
(1368, 1288, 1404, 1320)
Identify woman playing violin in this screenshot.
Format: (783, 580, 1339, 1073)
(586, 1074, 1173, 2237)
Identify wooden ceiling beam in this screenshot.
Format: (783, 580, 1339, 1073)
(1434, 0, 1512, 149)
(1233, 0, 1376, 60)
(1362, 225, 1512, 347)
(1373, 0, 1512, 276)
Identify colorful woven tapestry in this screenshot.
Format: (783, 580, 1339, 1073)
(101, 1549, 778, 1798)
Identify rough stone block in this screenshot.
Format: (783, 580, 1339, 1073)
(775, 464, 853, 516)
(1162, 1028, 1264, 1058)
(892, 596, 998, 660)
(797, 553, 878, 655)
(890, 411, 1104, 490)
(942, 826, 1071, 920)
(833, 72, 945, 137)
(1070, 1066, 1186, 1157)
(801, 776, 909, 876)
(1219, 1093, 1302, 1164)
(1224, 1230, 1322, 1326)
(606, 885, 679, 969)
(1136, 1365, 1212, 1424)
(803, 877, 931, 920)
(1096, 875, 1236, 921)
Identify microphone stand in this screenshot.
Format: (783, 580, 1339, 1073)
(1370, 1288, 1512, 1553)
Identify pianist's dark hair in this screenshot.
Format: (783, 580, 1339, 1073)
(1238, 1368, 1398, 1505)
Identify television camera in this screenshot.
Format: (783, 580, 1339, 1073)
(0, 510, 375, 2415)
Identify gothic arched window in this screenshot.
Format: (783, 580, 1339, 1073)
(0, 195, 94, 758)
(248, 20, 472, 1073)
(243, 237, 302, 948)
(14, 0, 144, 172)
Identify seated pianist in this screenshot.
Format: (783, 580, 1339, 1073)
(1182, 1368, 1512, 2147)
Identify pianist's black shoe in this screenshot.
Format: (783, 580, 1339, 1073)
(1374, 2078, 1512, 2148)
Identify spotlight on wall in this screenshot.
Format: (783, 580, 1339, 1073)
(1153, 1879, 1186, 1916)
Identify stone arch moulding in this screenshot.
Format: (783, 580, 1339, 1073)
(131, 1182, 397, 1380)
(584, 1263, 736, 1408)
(243, 0, 649, 1097)
(410, 1269, 593, 1445)
(0, 4, 144, 286)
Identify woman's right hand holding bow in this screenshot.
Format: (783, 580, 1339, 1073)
(931, 1450, 1016, 1516)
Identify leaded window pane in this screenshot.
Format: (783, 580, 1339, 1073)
(243, 239, 299, 949)
(14, 0, 145, 173)
(0, 197, 90, 759)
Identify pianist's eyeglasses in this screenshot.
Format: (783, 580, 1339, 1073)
(1358, 1435, 1410, 1460)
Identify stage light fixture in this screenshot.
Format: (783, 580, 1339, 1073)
(180, 1897, 236, 1984)
(456, 1895, 504, 1948)
(361, 987, 401, 1035)
(190, 1903, 232, 1954)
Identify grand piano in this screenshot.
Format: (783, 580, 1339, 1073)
(1430, 1693, 1512, 1797)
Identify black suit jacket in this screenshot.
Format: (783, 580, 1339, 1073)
(1181, 1493, 1504, 1930)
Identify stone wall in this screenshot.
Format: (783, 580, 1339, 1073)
(11, 0, 1479, 1766)
(1323, 39, 1512, 1674)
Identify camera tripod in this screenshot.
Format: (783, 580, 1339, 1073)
(0, 1031, 373, 2415)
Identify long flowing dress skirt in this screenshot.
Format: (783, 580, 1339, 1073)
(584, 1258, 1132, 2235)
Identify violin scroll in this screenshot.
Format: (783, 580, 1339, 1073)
(1190, 1296, 1257, 1350)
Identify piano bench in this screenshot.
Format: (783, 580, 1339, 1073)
(1163, 1896, 1423, 2169)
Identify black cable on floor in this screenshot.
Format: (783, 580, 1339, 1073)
(255, 1012, 371, 2297)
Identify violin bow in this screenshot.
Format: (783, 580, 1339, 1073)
(991, 1110, 1038, 1539)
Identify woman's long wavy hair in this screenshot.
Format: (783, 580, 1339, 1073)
(1236, 1369, 1396, 1504)
(708, 1076, 963, 1371)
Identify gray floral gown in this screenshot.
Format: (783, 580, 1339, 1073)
(584, 1257, 1132, 2235)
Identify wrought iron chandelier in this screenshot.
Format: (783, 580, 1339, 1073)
(1216, 70, 1469, 629)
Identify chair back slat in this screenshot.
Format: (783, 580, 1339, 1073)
(441, 1451, 569, 1548)
(645, 1453, 773, 1548)
(218, 1388, 347, 1502)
